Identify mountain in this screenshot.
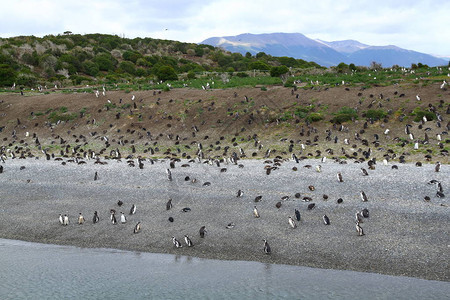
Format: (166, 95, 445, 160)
(202, 33, 347, 67)
(201, 33, 448, 67)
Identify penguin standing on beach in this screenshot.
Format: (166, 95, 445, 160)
(323, 215, 330, 225)
(166, 169, 172, 181)
(111, 210, 117, 224)
(94, 171, 98, 181)
(263, 239, 271, 255)
(294, 209, 301, 221)
(166, 198, 173, 210)
(337, 172, 344, 182)
(361, 168, 369, 176)
(288, 216, 297, 228)
(435, 162, 441, 172)
(63, 214, 69, 226)
(237, 189, 244, 197)
(172, 236, 182, 248)
(59, 214, 64, 225)
(93, 211, 99, 223)
(199, 226, 207, 238)
(78, 213, 85, 225)
(253, 206, 260, 218)
(129, 204, 136, 215)
(120, 212, 127, 224)
(184, 235, 194, 247)
(360, 191, 368, 202)
(133, 222, 141, 234)
(356, 221, 365, 236)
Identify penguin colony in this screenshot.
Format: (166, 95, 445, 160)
(0, 82, 448, 264)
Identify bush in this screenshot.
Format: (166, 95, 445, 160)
(331, 107, 358, 123)
(156, 66, 177, 81)
(270, 65, 289, 77)
(306, 112, 324, 122)
(365, 109, 387, 120)
(411, 107, 434, 122)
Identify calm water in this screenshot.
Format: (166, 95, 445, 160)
(0, 239, 448, 300)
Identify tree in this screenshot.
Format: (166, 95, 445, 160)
(156, 66, 177, 81)
(270, 65, 289, 77)
(82, 61, 99, 76)
(94, 53, 116, 71)
(0, 64, 16, 86)
(249, 61, 270, 71)
(119, 61, 136, 75)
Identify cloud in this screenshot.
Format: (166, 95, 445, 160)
(0, 0, 448, 56)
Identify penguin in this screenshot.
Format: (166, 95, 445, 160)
(323, 215, 330, 225)
(63, 214, 69, 226)
(361, 208, 369, 218)
(78, 213, 85, 225)
(117, 200, 123, 207)
(59, 214, 64, 225)
(294, 209, 301, 221)
(435, 162, 441, 172)
(307, 203, 316, 210)
(184, 235, 194, 247)
(133, 222, 141, 233)
(181, 207, 191, 212)
(226, 222, 235, 229)
(308, 185, 315, 191)
(0, 165, 3, 173)
(93, 211, 99, 223)
(337, 172, 343, 182)
(120, 212, 127, 224)
(356, 221, 365, 236)
(436, 191, 445, 198)
(94, 171, 98, 181)
(166, 198, 173, 210)
(199, 226, 207, 238)
(172, 236, 182, 248)
(111, 212, 117, 224)
(253, 206, 260, 218)
(129, 204, 136, 215)
(315, 165, 322, 173)
(254, 195, 262, 202)
(275, 201, 282, 209)
(263, 239, 271, 255)
(236, 189, 244, 197)
(288, 216, 297, 228)
(168, 217, 174, 222)
(166, 169, 172, 181)
(361, 168, 369, 176)
(360, 191, 368, 202)
(355, 211, 364, 223)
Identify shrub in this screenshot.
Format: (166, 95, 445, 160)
(411, 107, 434, 122)
(156, 66, 177, 81)
(306, 112, 324, 122)
(270, 65, 289, 77)
(365, 109, 387, 120)
(331, 107, 358, 123)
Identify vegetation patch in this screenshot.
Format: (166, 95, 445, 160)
(331, 107, 358, 123)
(411, 107, 434, 122)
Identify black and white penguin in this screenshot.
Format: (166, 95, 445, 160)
(117, 200, 123, 207)
(436, 191, 445, 198)
(360, 191, 368, 202)
(59, 214, 64, 225)
(184, 235, 194, 247)
(129, 204, 136, 215)
(78, 213, 85, 225)
(111, 212, 117, 224)
(275, 201, 282, 209)
(94, 171, 98, 181)
(133, 222, 141, 233)
(307, 203, 316, 210)
(166, 169, 172, 181)
(337, 172, 343, 182)
(435, 162, 441, 172)
(166, 198, 173, 210)
(93, 211, 99, 223)
(263, 239, 271, 255)
(226, 222, 235, 229)
(253, 206, 260, 218)
(323, 215, 330, 225)
(361, 208, 369, 218)
(356, 221, 365, 236)
(120, 212, 127, 224)
(63, 214, 69, 226)
(181, 207, 191, 212)
(355, 211, 364, 223)
(254, 195, 263, 202)
(361, 168, 369, 176)
(199, 226, 207, 238)
(294, 209, 301, 221)
(0, 165, 3, 173)
(288, 216, 297, 228)
(172, 236, 182, 248)
(236, 189, 244, 197)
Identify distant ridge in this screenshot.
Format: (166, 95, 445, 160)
(201, 33, 448, 67)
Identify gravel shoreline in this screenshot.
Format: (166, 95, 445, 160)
(0, 158, 448, 281)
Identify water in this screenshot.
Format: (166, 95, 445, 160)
(0, 239, 448, 300)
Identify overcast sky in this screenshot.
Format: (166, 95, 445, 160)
(1, 0, 449, 57)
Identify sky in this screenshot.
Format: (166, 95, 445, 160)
(1, 0, 449, 57)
